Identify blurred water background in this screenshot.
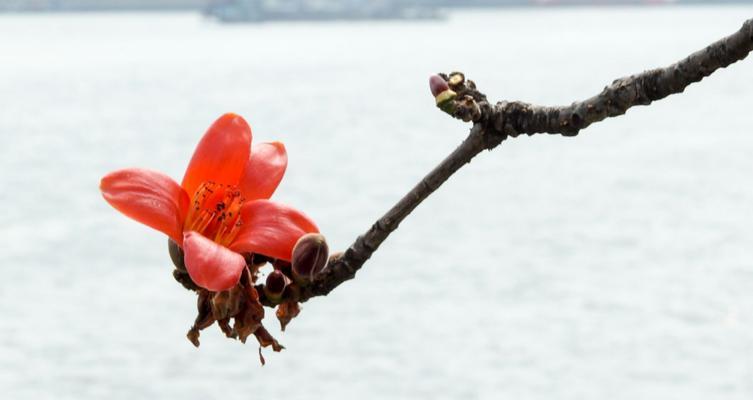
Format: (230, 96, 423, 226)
(1, 5, 753, 400)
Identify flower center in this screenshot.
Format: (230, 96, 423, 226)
(184, 181, 244, 246)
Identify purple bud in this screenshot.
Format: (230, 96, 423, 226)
(264, 270, 289, 302)
(291, 233, 329, 285)
(429, 75, 450, 97)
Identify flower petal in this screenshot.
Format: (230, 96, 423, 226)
(238, 141, 288, 200)
(100, 168, 189, 243)
(230, 200, 319, 261)
(181, 113, 252, 197)
(183, 231, 246, 291)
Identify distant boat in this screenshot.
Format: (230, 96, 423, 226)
(203, 0, 440, 23)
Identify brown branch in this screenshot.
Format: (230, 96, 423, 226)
(488, 19, 753, 138)
(262, 18, 753, 306)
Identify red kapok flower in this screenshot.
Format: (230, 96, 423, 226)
(100, 113, 319, 292)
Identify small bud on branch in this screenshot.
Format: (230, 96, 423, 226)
(264, 270, 290, 303)
(429, 74, 457, 114)
(291, 233, 329, 285)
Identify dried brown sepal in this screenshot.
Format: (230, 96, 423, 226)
(276, 301, 301, 332)
(211, 286, 242, 321)
(217, 318, 236, 339)
(186, 290, 216, 347)
(258, 347, 266, 366)
(187, 328, 201, 347)
(234, 286, 265, 344)
(255, 325, 284, 352)
(243, 272, 261, 301)
(182, 264, 284, 362)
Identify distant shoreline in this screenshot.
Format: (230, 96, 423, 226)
(1, 0, 752, 14)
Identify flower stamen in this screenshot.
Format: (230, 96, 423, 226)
(185, 181, 244, 246)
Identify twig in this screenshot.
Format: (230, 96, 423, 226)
(263, 18, 753, 306)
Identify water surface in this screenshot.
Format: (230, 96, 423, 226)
(1, 6, 752, 400)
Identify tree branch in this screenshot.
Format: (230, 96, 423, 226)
(486, 18, 753, 138)
(263, 18, 753, 306)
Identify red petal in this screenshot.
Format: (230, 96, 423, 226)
(100, 168, 188, 244)
(229, 200, 319, 261)
(181, 113, 252, 198)
(183, 231, 246, 291)
(238, 141, 288, 200)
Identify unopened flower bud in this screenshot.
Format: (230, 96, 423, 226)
(264, 270, 289, 302)
(429, 75, 449, 97)
(168, 238, 185, 271)
(291, 233, 329, 285)
(429, 75, 456, 111)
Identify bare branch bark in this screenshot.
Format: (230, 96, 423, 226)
(262, 18, 753, 306)
(294, 125, 491, 302)
(488, 18, 753, 138)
